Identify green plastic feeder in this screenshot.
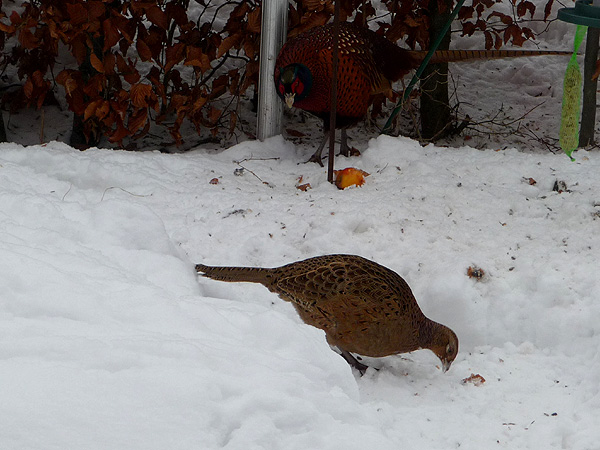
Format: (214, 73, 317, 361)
(558, 0, 600, 28)
(557, 0, 600, 154)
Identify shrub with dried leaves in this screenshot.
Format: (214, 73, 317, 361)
(0, 0, 553, 147)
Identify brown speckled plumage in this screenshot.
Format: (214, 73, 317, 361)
(196, 254, 459, 374)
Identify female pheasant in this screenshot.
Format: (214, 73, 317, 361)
(274, 23, 570, 165)
(196, 254, 459, 375)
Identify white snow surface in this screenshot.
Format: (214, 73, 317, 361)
(1, 135, 600, 449)
(2, 4, 600, 448)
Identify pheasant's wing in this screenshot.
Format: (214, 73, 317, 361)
(273, 258, 412, 322)
(316, 26, 416, 100)
(316, 29, 389, 96)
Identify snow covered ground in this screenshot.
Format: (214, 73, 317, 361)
(2, 2, 600, 449)
(2, 135, 600, 449)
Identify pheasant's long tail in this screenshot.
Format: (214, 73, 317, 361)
(410, 49, 572, 64)
(195, 264, 273, 286)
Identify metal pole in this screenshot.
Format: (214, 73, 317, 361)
(327, 0, 341, 183)
(579, 27, 599, 147)
(257, 0, 288, 141)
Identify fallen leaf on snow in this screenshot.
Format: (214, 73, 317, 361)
(462, 373, 486, 386)
(296, 175, 311, 191)
(467, 265, 485, 280)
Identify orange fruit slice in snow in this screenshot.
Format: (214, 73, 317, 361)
(334, 168, 369, 189)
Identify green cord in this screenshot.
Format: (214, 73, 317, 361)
(559, 25, 587, 161)
(382, 0, 466, 135)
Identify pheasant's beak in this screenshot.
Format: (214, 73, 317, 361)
(441, 358, 451, 373)
(284, 93, 295, 109)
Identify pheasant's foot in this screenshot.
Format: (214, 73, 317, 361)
(339, 147, 361, 158)
(307, 152, 325, 167)
(307, 129, 331, 166)
(340, 350, 370, 376)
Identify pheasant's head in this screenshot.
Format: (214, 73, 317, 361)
(275, 64, 313, 108)
(429, 325, 459, 372)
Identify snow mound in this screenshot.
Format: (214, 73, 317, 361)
(1, 138, 599, 449)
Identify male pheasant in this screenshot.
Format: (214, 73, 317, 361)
(275, 23, 412, 165)
(274, 22, 570, 165)
(196, 254, 459, 375)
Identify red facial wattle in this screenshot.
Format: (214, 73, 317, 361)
(291, 77, 304, 95)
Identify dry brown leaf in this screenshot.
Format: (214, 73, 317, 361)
(217, 33, 243, 58)
(247, 8, 261, 33)
(109, 122, 130, 143)
(130, 83, 152, 108)
(64, 77, 78, 97)
(103, 53, 116, 74)
(467, 266, 485, 280)
(208, 106, 221, 124)
(23, 78, 33, 98)
(128, 108, 148, 134)
(83, 99, 101, 121)
(146, 5, 168, 30)
(66, 3, 88, 25)
(94, 100, 110, 120)
(90, 53, 105, 74)
(165, 43, 185, 72)
(462, 373, 486, 386)
(0, 21, 16, 34)
(18, 28, 38, 49)
(136, 39, 152, 62)
(102, 18, 120, 51)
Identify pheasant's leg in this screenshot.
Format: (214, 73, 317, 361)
(340, 129, 350, 157)
(307, 131, 329, 167)
(339, 349, 369, 375)
(339, 129, 360, 158)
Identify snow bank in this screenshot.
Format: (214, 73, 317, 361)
(1, 138, 599, 449)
